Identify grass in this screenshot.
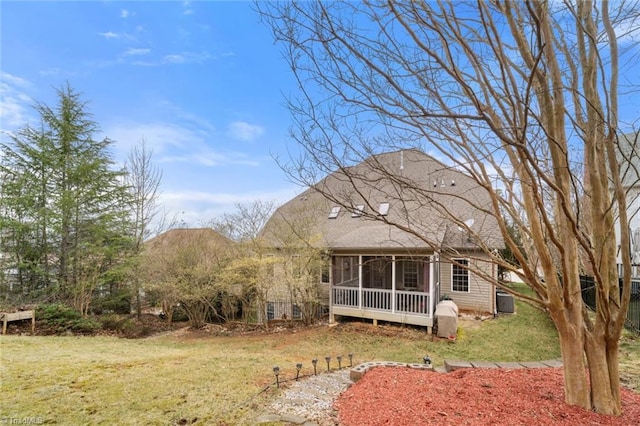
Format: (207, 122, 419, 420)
(0, 296, 637, 425)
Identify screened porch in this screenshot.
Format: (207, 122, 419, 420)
(330, 255, 440, 327)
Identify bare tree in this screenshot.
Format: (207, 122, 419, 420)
(142, 228, 233, 327)
(210, 200, 276, 242)
(259, 0, 640, 415)
(124, 139, 162, 318)
(261, 200, 327, 326)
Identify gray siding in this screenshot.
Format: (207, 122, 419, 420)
(439, 253, 495, 313)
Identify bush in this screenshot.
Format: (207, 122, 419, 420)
(36, 303, 100, 334)
(99, 314, 134, 333)
(92, 290, 132, 314)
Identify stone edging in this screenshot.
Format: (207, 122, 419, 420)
(350, 361, 434, 381)
(349, 358, 564, 382)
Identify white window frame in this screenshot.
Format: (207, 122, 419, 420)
(352, 204, 365, 217)
(329, 206, 341, 219)
(451, 258, 470, 293)
(402, 261, 419, 289)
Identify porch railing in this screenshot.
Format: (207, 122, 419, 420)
(332, 286, 430, 316)
(363, 288, 391, 310)
(396, 290, 429, 314)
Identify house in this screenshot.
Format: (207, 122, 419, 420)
(261, 149, 504, 330)
(142, 228, 237, 317)
(616, 132, 640, 275)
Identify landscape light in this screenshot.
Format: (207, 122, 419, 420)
(296, 363, 303, 381)
(273, 366, 280, 388)
(423, 355, 432, 366)
(325, 356, 331, 372)
(348, 353, 353, 367)
(337, 355, 343, 370)
(312, 358, 318, 375)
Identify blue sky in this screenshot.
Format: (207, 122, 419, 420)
(1, 0, 302, 227)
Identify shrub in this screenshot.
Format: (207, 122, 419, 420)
(99, 314, 134, 333)
(92, 290, 132, 314)
(36, 303, 100, 334)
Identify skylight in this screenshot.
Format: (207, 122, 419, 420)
(352, 204, 365, 217)
(328, 206, 341, 219)
(379, 202, 390, 216)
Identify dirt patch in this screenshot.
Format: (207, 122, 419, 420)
(336, 367, 640, 425)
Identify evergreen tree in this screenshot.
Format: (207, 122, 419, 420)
(0, 84, 133, 311)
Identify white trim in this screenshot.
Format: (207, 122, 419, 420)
(451, 258, 470, 293)
(329, 206, 341, 219)
(351, 204, 365, 217)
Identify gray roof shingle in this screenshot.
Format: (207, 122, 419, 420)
(262, 149, 503, 251)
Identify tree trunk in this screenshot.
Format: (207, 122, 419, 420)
(554, 319, 591, 409)
(585, 331, 621, 415)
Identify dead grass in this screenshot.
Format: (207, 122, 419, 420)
(0, 298, 638, 425)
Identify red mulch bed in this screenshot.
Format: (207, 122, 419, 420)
(335, 367, 640, 425)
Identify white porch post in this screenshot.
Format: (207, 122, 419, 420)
(391, 255, 396, 313)
(429, 253, 439, 317)
(358, 255, 363, 310)
(329, 256, 335, 324)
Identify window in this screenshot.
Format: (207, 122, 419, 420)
(329, 206, 341, 219)
(452, 259, 469, 292)
(333, 256, 359, 286)
(363, 256, 391, 289)
(266, 302, 275, 320)
(291, 255, 302, 279)
(397, 257, 427, 290)
(403, 261, 418, 288)
(292, 304, 302, 319)
(351, 204, 365, 217)
(378, 202, 390, 216)
(321, 258, 330, 284)
(265, 254, 275, 277)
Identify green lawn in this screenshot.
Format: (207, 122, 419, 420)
(0, 298, 637, 425)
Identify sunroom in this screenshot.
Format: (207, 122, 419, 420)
(329, 254, 441, 328)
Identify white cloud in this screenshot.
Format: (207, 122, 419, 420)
(163, 54, 185, 64)
(160, 186, 300, 226)
(104, 119, 258, 168)
(120, 9, 134, 19)
(0, 71, 34, 129)
(227, 121, 265, 142)
(133, 51, 211, 67)
(98, 31, 119, 39)
(614, 17, 640, 44)
(105, 121, 196, 156)
(97, 31, 136, 42)
(182, 0, 194, 15)
(123, 48, 151, 56)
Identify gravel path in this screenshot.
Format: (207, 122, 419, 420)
(255, 369, 353, 425)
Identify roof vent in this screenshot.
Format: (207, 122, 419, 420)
(451, 180, 456, 186)
(379, 202, 390, 216)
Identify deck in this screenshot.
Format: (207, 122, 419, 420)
(331, 286, 433, 327)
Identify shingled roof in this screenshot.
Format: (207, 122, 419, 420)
(145, 228, 234, 255)
(262, 149, 503, 251)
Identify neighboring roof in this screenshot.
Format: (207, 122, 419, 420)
(261, 149, 503, 251)
(145, 228, 234, 254)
